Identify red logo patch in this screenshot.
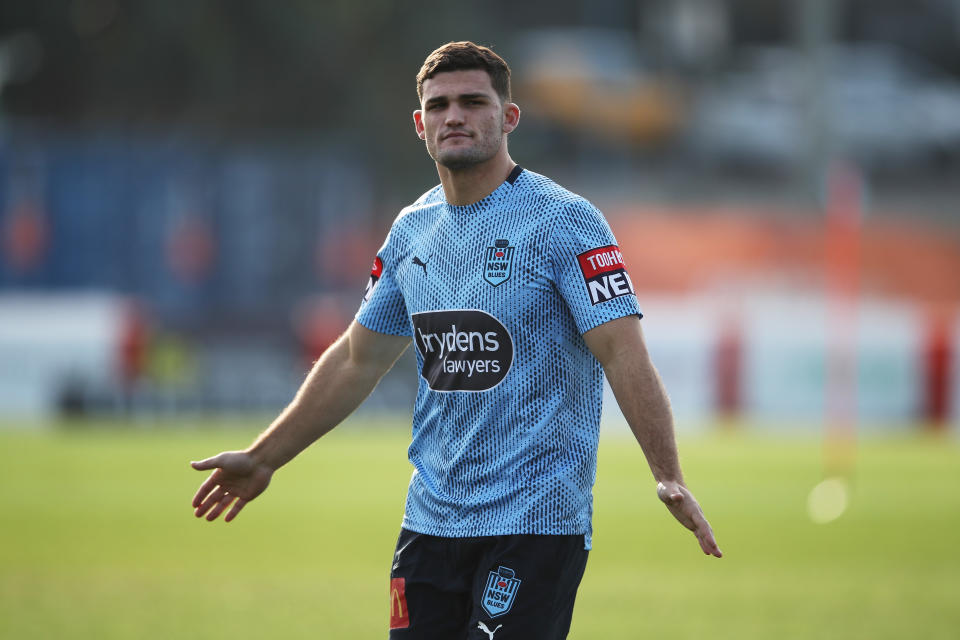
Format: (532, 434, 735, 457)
(389, 577, 409, 630)
(576, 245, 635, 305)
(363, 256, 383, 303)
(577, 245, 625, 278)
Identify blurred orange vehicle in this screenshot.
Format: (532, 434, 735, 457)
(511, 28, 686, 145)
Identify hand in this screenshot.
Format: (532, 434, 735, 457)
(657, 481, 723, 558)
(190, 451, 273, 522)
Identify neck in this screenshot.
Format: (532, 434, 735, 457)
(437, 151, 516, 206)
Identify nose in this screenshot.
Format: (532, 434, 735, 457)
(444, 104, 466, 126)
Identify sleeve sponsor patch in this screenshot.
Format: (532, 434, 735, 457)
(576, 245, 635, 305)
(362, 256, 383, 303)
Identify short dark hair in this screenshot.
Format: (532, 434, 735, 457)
(416, 41, 512, 103)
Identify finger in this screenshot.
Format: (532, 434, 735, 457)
(194, 487, 225, 518)
(686, 505, 714, 535)
(697, 528, 723, 558)
(191, 473, 221, 508)
(224, 498, 247, 523)
(707, 540, 723, 558)
(205, 493, 234, 522)
(190, 454, 224, 471)
(692, 514, 722, 557)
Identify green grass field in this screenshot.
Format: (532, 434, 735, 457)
(1, 417, 957, 639)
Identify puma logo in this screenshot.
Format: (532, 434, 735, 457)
(412, 255, 429, 275)
(477, 621, 503, 639)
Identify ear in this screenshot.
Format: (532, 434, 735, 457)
(413, 109, 425, 140)
(502, 102, 520, 134)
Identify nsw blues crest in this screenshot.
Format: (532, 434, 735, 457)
(481, 566, 521, 618)
(483, 239, 514, 287)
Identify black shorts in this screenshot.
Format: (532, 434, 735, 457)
(388, 528, 589, 640)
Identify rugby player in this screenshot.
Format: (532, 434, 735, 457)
(191, 41, 721, 640)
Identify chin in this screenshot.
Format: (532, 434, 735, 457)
(437, 149, 494, 171)
(438, 158, 477, 170)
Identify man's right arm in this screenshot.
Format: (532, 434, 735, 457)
(190, 320, 410, 522)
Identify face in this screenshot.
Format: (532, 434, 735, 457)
(414, 69, 518, 170)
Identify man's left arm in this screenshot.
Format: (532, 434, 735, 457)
(583, 315, 723, 558)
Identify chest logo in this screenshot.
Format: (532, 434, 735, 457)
(412, 254, 430, 276)
(483, 239, 515, 287)
(411, 310, 513, 392)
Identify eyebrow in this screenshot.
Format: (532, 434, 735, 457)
(423, 92, 492, 108)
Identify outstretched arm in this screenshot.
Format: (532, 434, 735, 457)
(583, 315, 722, 558)
(191, 320, 410, 522)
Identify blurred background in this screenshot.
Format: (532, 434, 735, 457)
(0, 0, 958, 430)
(2, 3, 959, 639)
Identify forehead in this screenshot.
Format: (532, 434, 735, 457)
(420, 69, 497, 102)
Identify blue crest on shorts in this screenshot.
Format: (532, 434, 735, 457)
(483, 239, 514, 287)
(481, 565, 521, 618)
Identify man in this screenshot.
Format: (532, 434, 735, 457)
(191, 41, 721, 639)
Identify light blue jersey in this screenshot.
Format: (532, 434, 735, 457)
(356, 167, 641, 548)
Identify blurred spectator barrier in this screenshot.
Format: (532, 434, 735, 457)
(600, 206, 960, 430)
(0, 293, 144, 416)
(601, 293, 957, 430)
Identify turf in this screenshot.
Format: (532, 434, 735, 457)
(0, 418, 957, 639)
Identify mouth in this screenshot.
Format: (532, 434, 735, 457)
(442, 131, 471, 141)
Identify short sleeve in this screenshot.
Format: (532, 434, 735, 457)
(550, 201, 643, 334)
(355, 226, 411, 336)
